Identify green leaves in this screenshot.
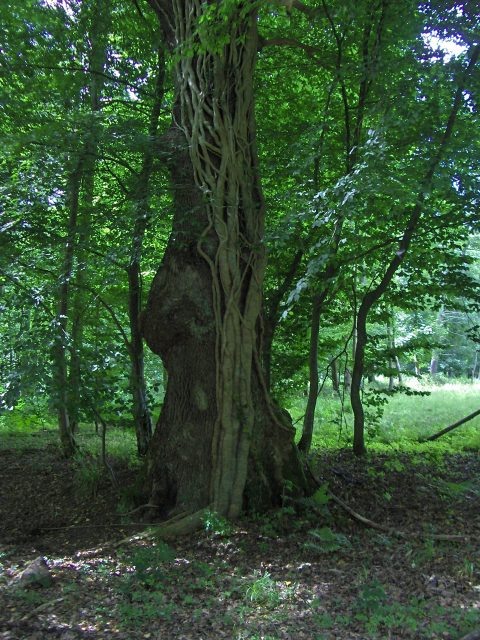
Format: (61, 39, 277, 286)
(304, 527, 351, 554)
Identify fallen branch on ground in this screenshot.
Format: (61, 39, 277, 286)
(422, 408, 480, 442)
(329, 491, 468, 541)
(307, 464, 470, 542)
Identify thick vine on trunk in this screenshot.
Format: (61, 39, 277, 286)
(142, 0, 309, 519)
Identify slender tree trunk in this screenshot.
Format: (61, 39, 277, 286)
(331, 358, 340, 393)
(351, 302, 368, 456)
(350, 45, 479, 456)
(387, 314, 395, 390)
(413, 353, 421, 377)
(425, 408, 480, 441)
(127, 46, 165, 456)
(54, 162, 83, 457)
(299, 290, 329, 453)
(68, 0, 111, 433)
(395, 356, 403, 384)
(429, 354, 439, 376)
(429, 307, 444, 377)
(262, 249, 303, 391)
(344, 365, 352, 391)
(143, 0, 309, 519)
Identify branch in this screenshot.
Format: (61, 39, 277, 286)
(25, 63, 157, 98)
(102, 165, 131, 195)
(273, 0, 326, 19)
(0, 268, 56, 321)
(259, 37, 328, 67)
(265, 248, 303, 324)
(423, 408, 480, 442)
(307, 465, 470, 541)
(15, 260, 131, 350)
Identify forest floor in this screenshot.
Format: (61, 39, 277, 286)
(0, 439, 479, 640)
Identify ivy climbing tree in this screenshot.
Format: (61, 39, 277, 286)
(140, 0, 310, 524)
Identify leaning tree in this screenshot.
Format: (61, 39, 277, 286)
(141, 0, 310, 527)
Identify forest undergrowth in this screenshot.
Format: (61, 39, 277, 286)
(0, 382, 479, 640)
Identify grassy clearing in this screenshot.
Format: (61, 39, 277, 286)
(289, 378, 480, 453)
(0, 408, 138, 462)
(1, 378, 478, 459)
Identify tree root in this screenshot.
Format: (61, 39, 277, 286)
(75, 508, 209, 557)
(125, 503, 159, 516)
(20, 597, 65, 621)
(459, 629, 480, 640)
(329, 491, 468, 541)
(307, 464, 470, 542)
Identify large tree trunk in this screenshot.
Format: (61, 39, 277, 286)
(142, 0, 308, 519)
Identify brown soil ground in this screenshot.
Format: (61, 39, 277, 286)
(0, 442, 479, 640)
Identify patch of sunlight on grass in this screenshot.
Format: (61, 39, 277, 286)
(290, 378, 480, 453)
(380, 378, 480, 445)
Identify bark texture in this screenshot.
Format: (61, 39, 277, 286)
(143, 0, 308, 518)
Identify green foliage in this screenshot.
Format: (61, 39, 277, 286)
(72, 452, 105, 498)
(291, 379, 480, 453)
(125, 543, 176, 583)
(112, 543, 177, 627)
(311, 483, 331, 507)
(202, 510, 234, 537)
(304, 527, 351, 555)
(245, 571, 280, 607)
(244, 570, 296, 609)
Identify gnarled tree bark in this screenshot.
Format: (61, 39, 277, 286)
(142, 0, 309, 520)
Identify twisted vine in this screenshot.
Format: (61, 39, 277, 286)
(172, 0, 264, 518)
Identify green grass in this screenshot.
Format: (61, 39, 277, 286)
(289, 378, 480, 453)
(1, 378, 478, 458)
(0, 407, 138, 463)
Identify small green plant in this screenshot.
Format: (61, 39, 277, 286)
(112, 543, 177, 628)
(460, 558, 476, 581)
(73, 452, 104, 498)
(406, 537, 437, 568)
(116, 542, 175, 596)
(245, 571, 281, 607)
(118, 590, 174, 626)
(202, 509, 234, 537)
(384, 458, 406, 472)
(355, 578, 388, 616)
(13, 589, 46, 606)
(312, 611, 335, 629)
(311, 483, 331, 507)
(304, 527, 351, 554)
